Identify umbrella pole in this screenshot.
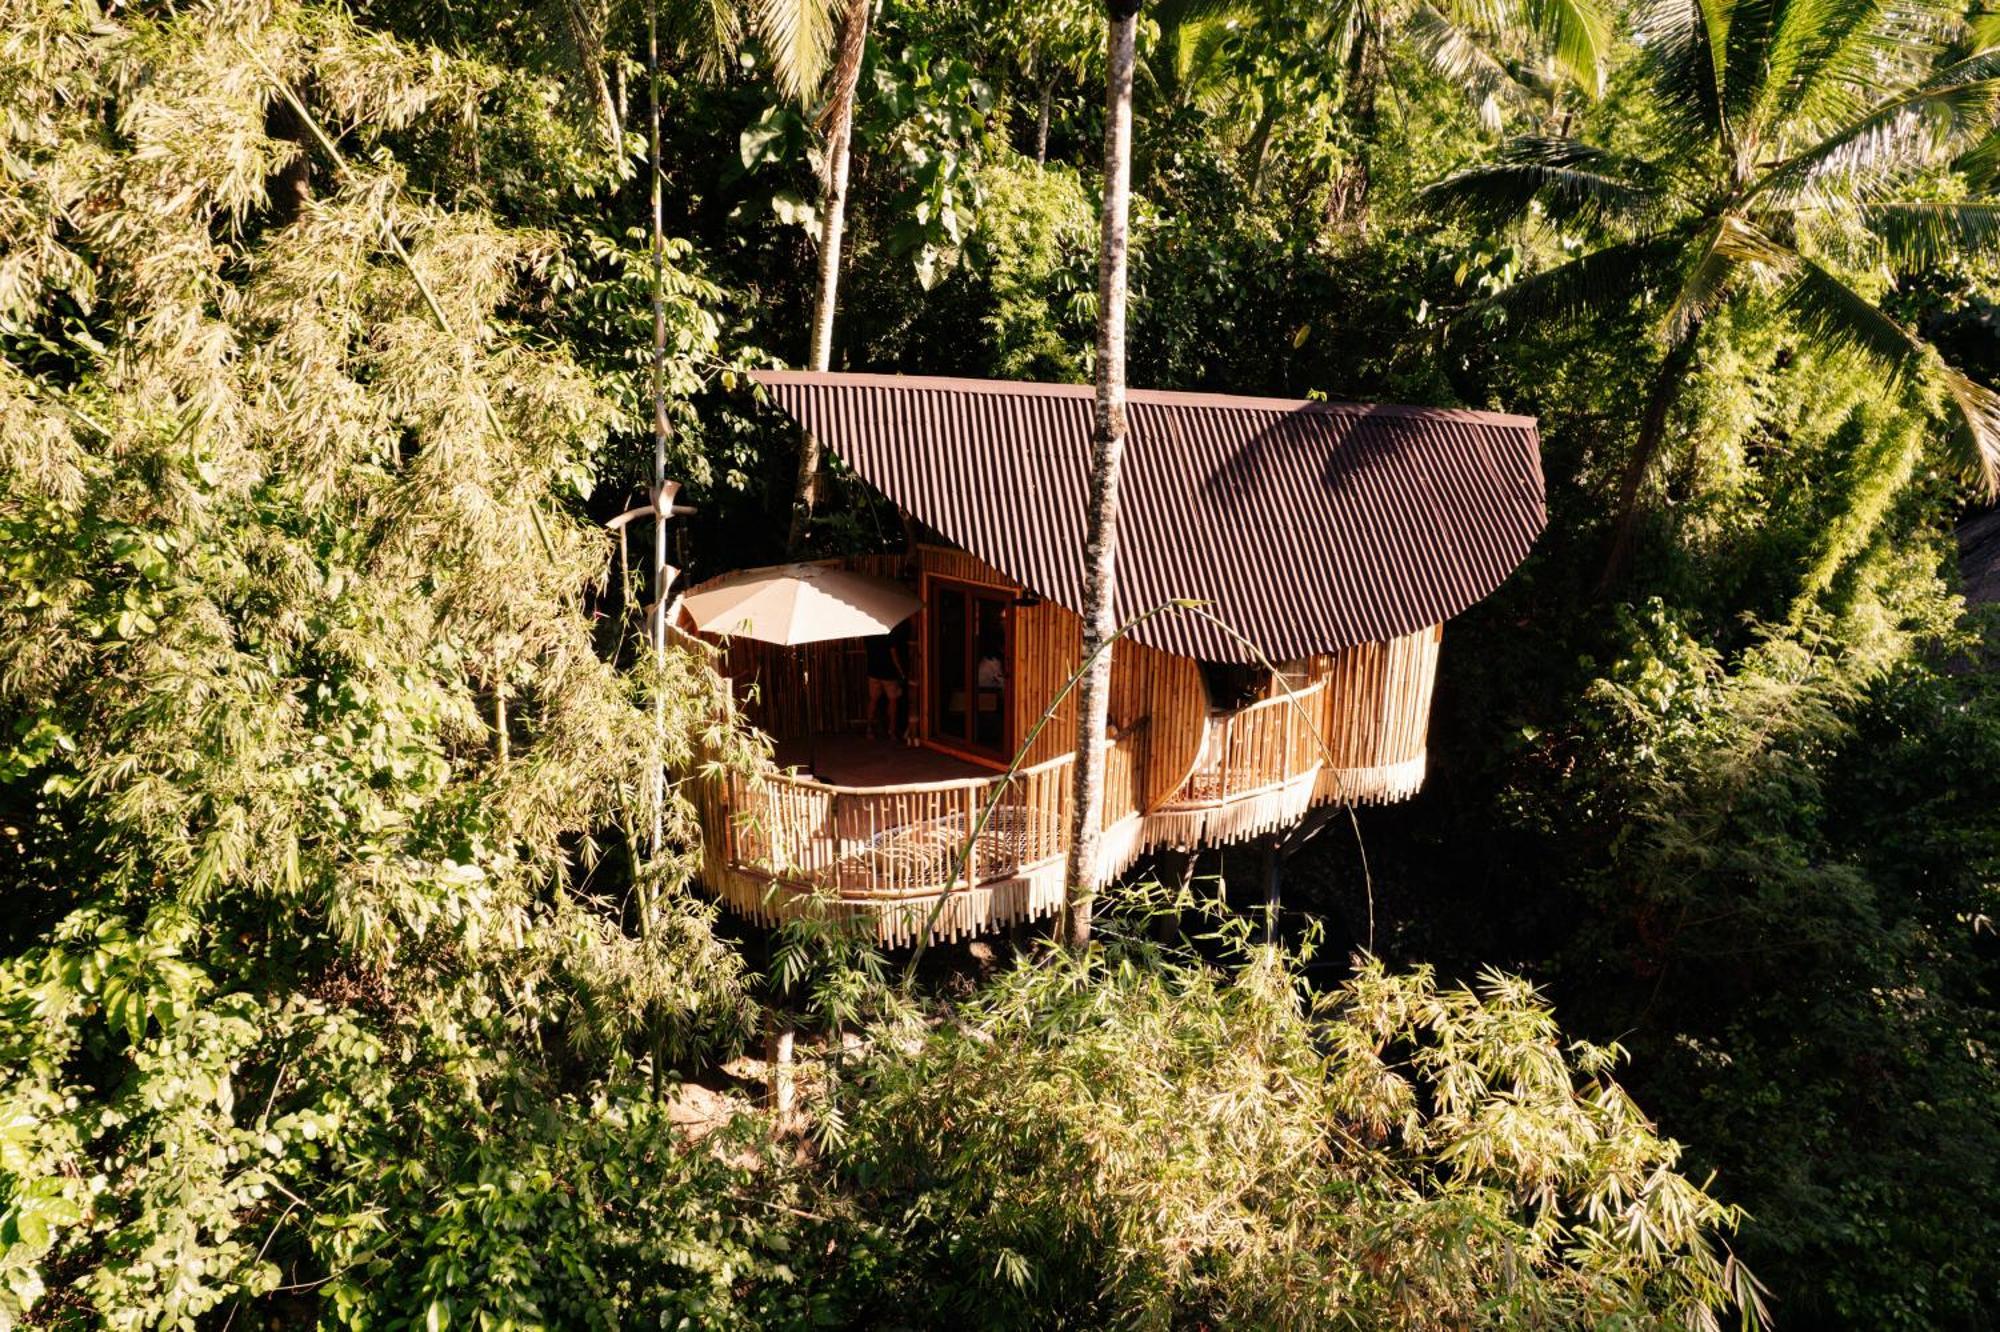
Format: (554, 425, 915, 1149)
(804, 649, 819, 778)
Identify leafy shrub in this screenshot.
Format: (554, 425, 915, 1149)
(834, 937, 1764, 1330)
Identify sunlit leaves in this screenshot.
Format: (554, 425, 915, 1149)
(838, 938, 1763, 1330)
(1431, 0, 2000, 500)
(754, 0, 842, 104)
(0, 0, 763, 1323)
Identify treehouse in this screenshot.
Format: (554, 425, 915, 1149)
(687, 372, 1545, 945)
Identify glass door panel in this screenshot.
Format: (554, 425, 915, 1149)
(972, 593, 1007, 751)
(931, 584, 969, 744)
(927, 579, 1009, 758)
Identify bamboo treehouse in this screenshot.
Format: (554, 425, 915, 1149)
(686, 372, 1545, 944)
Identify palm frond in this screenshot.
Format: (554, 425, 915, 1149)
(1780, 253, 1927, 367)
(1755, 69, 2000, 204)
(1862, 200, 2000, 267)
(1753, 0, 1958, 142)
(1446, 236, 1687, 328)
(1638, 0, 1733, 145)
(1939, 366, 2000, 495)
(1661, 213, 1793, 338)
(1958, 128, 2000, 188)
(1522, 0, 1612, 94)
(667, 0, 746, 83)
(1922, 46, 2000, 88)
(1407, 5, 1532, 129)
(1781, 258, 2000, 491)
(1421, 138, 1660, 232)
(755, 0, 840, 104)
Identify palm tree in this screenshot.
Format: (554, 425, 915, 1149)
(1329, 0, 1609, 222)
(1424, 0, 2000, 588)
(1063, 0, 1142, 952)
(772, 0, 873, 550)
(1131, 0, 1607, 223)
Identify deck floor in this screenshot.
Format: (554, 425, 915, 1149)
(772, 733, 995, 787)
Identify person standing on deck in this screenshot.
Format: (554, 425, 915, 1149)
(865, 620, 909, 741)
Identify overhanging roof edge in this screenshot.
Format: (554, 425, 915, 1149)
(750, 368, 1540, 432)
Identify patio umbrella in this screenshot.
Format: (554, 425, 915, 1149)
(682, 562, 921, 774)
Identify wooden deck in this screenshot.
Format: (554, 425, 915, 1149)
(770, 734, 992, 786)
(698, 684, 1417, 946)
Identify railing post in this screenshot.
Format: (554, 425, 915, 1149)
(964, 783, 980, 894)
(1219, 716, 1234, 799)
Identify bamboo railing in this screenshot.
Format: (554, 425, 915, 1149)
(721, 722, 1156, 905)
(1166, 679, 1328, 808)
(726, 753, 1075, 901)
(691, 537, 1444, 939)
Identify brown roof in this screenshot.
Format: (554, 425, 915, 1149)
(752, 370, 1545, 663)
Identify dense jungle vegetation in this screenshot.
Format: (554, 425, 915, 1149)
(2, 0, 1998, 1326)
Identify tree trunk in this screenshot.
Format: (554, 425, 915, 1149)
(765, 1018, 797, 1122)
(1036, 77, 1054, 165)
(647, 0, 672, 863)
(1243, 98, 1278, 197)
(262, 95, 314, 227)
(1327, 30, 1378, 232)
(1597, 331, 1700, 596)
(1061, 0, 1140, 952)
(786, 0, 872, 552)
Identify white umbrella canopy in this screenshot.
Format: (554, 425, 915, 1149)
(682, 563, 921, 776)
(682, 562, 920, 645)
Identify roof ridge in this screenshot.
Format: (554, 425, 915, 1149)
(748, 369, 1539, 431)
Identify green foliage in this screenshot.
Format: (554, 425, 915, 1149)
(837, 935, 1763, 1330)
(1539, 602, 2000, 1328)
(962, 161, 1097, 379)
(0, 1, 760, 1323)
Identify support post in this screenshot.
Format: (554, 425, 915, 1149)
(1154, 847, 1195, 944)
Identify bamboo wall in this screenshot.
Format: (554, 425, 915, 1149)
(908, 545, 1438, 819)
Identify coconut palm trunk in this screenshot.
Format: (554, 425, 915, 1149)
(1061, 0, 1141, 952)
(786, 0, 871, 552)
(1597, 328, 1700, 594)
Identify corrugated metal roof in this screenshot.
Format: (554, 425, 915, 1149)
(751, 370, 1545, 663)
